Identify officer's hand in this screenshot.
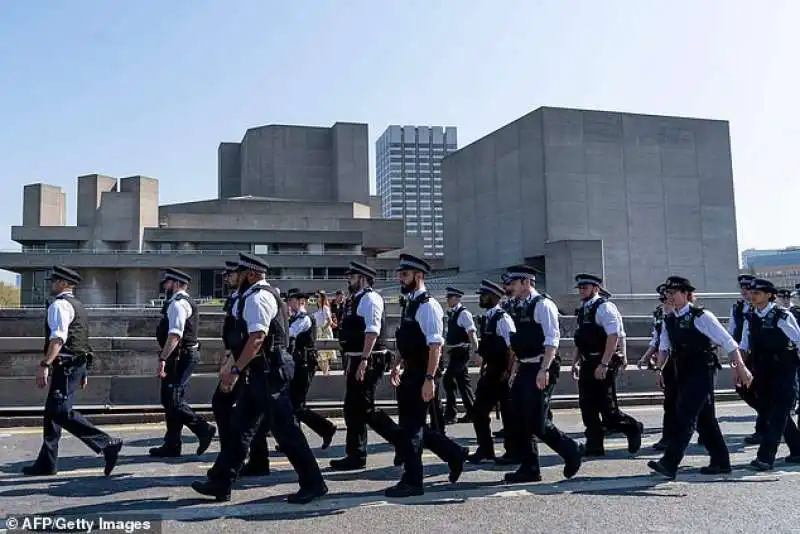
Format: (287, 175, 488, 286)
(571, 361, 580, 381)
(594, 364, 608, 381)
(36, 366, 49, 389)
(356, 359, 368, 382)
(422, 379, 435, 402)
(219, 358, 233, 380)
(736, 366, 754, 389)
(656, 371, 665, 390)
(536, 369, 549, 390)
(80, 376, 88, 390)
(390, 365, 402, 388)
(636, 356, 649, 370)
(157, 360, 167, 378)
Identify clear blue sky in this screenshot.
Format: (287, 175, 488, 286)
(1, 0, 797, 283)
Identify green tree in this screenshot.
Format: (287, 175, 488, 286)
(0, 282, 20, 307)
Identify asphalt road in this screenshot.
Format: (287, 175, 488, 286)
(0, 402, 799, 533)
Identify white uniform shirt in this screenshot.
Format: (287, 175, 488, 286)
(582, 294, 624, 336)
(167, 290, 193, 338)
(483, 305, 516, 347)
(241, 281, 279, 334)
(516, 290, 561, 349)
(47, 291, 76, 343)
(448, 304, 477, 334)
(739, 302, 800, 357)
(289, 307, 313, 338)
(406, 286, 445, 345)
(353, 288, 384, 335)
(659, 304, 738, 354)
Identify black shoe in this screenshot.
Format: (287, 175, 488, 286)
(149, 445, 181, 458)
(743, 433, 762, 445)
(494, 453, 520, 466)
(287, 483, 328, 504)
(493, 429, 505, 439)
(700, 464, 732, 475)
(748, 459, 772, 472)
(191, 480, 231, 502)
(448, 447, 468, 483)
(321, 426, 337, 450)
(329, 456, 366, 471)
(103, 439, 123, 476)
(652, 439, 668, 451)
(239, 461, 271, 477)
(627, 422, 644, 454)
(384, 482, 424, 498)
(22, 464, 57, 476)
(648, 460, 676, 480)
(563, 445, 584, 479)
(443, 415, 457, 425)
(196, 425, 217, 456)
(504, 470, 542, 484)
(467, 450, 496, 464)
(456, 415, 473, 424)
(785, 455, 800, 464)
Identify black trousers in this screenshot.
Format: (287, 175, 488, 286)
(396, 366, 465, 488)
(661, 365, 730, 472)
(736, 356, 764, 435)
(660, 360, 678, 444)
(511, 362, 581, 473)
(426, 370, 446, 433)
(33, 360, 113, 471)
(211, 379, 270, 462)
(578, 356, 640, 449)
(208, 365, 324, 491)
(755, 361, 800, 465)
(290, 358, 336, 440)
(472, 364, 515, 456)
(343, 357, 400, 459)
(160, 347, 209, 450)
(443, 348, 475, 419)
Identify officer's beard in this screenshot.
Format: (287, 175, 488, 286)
(504, 289, 514, 298)
(478, 295, 493, 309)
(347, 281, 360, 294)
(164, 289, 174, 300)
(400, 281, 416, 295)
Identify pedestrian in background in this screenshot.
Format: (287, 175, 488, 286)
(315, 291, 337, 375)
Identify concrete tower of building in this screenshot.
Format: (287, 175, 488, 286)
(376, 125, 457, 258)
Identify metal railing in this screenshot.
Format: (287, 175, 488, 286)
(4, 248, 362, 256)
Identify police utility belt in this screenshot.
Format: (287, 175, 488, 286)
(445, 343, 471, 350)
(344, 350, 393, 371)
(55, 351, 93, 369)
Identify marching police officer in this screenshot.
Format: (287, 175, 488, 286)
(442, 287, 478, 424)
(730, 274, 762, 444)
(649, 276, 753, 480)
(738, 278, 800, 470)
(150, 268, 216, 458)
(387, 253, 468, 497)
(330, 261, 401, 471)
(23, 266, 123, 477)
(637, 285, 676, 451)
(571, 274, 643, 456)
(192, 253, 327, 504)
(493, 273, 517, 441)
(467, 279, 518, 465)
(503, 265, 583, 483)
(285, 288, 337, 447)
(777, 288, 794, 310)
(210, 261, 270, 477)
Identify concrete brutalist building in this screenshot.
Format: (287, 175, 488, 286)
(1, 122, 430, 306)
(441, 107, 740, 296)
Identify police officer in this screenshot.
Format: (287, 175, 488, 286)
(730, 274, 762, 444)
(23, 266, 123, 477)
(637, 285, 676, 451)
(777, 288, 794, 310)
(571, 274, 643, 456)
(192, 253, 327, 504)
(285, 288, 337, 447)
(330, 261, 401, 471)
(442, 287, 478, 424)
(386, 254, 468, 497)
(739, 278, 800, 470)
(150, 268, 216, 458)
(503, 265, 583, 483)
(649, 276, 753, 480)
(467, 279, 518, 465)
(210, 261, 270, 477)
(492, 274, 518, 441)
